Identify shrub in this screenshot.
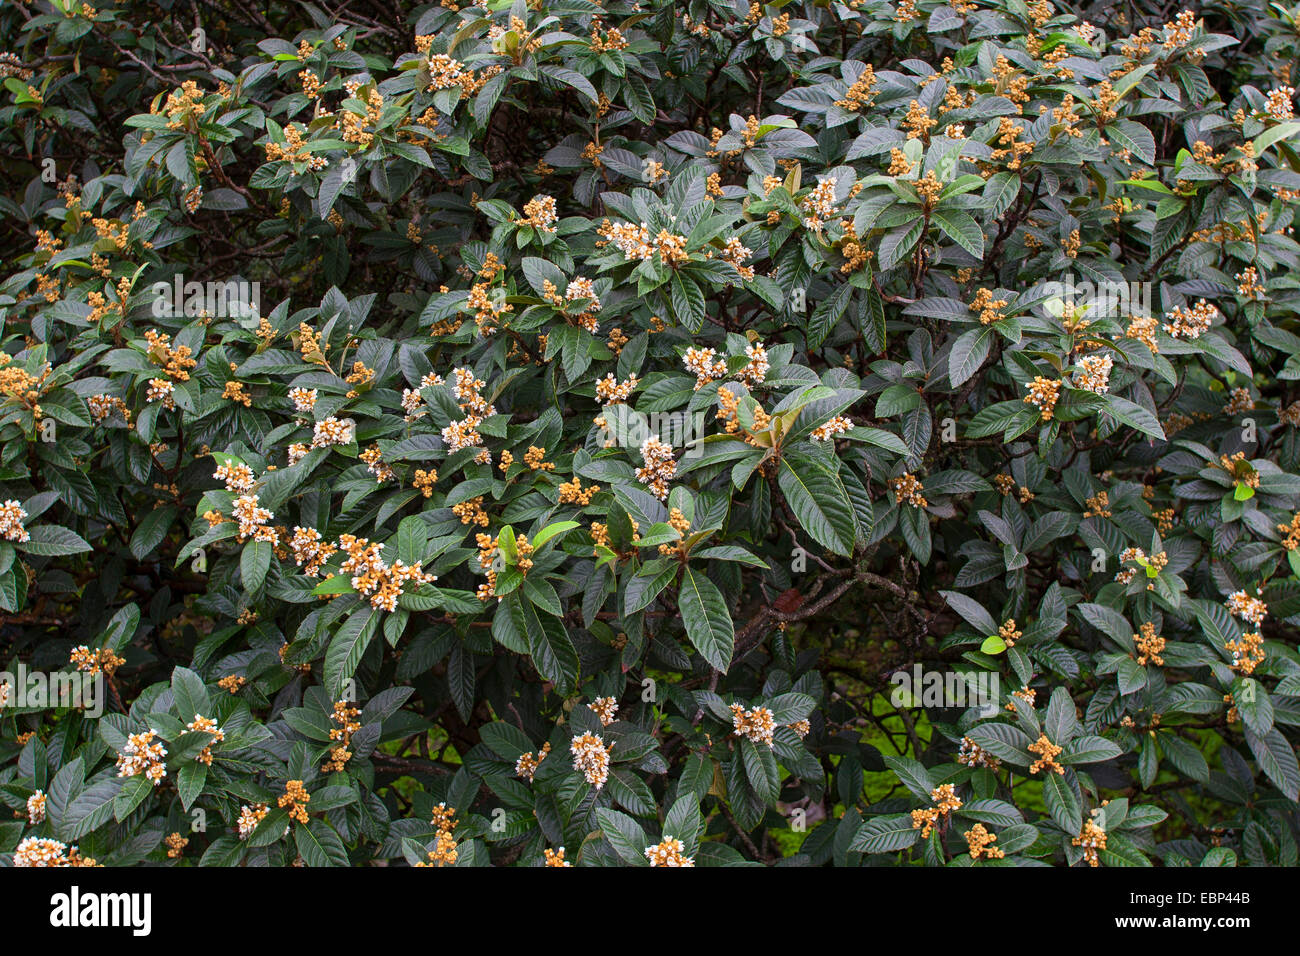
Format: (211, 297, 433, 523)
(2, 0, 1300, 868)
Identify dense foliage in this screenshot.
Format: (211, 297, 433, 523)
(3, 0, 1300, 868)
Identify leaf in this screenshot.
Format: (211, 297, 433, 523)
(983, 172, 1019, 218)
(1245, 726, 1300, 801)
(966, 723, 1033, 765)
(849, 814, 921, 853)
(778, 458, 855, 557)
(522, 575, 562, 616)
(1044, 686, 1080, 744)
(948, 326, 992, 387)
(1116, 657, 1148, 695)
(1253, 119, 1300, 156)
(1234, 677, 1272, 736)
(446, 642, 475, 721)
(395, 515, 429, 565)
(808, 282, 853, 349)
(241, 539, 273, 593)
(18, 525, 92, 556)
(324, 608, 378, 698)
(741, 737, 780, 803)
(113, 774, 153, 822)
(1199, 846, 1238, 867)
(878, 218, 924, 272)
(595, 808, 649, 865)
(313, 575, 357, 596)
(940, 590, 998, 634)
(1106, 119, 1157, 165)
(1098, 831, 1151, 867)
(624, 560, 678, 614)
(956, 799, 1022, 828)
(316, 160, 354, 217)
(538, 65, 598, 103)
(671, 271, 706, 333)
(996, 824, 1039, 855)
(129, 506, 177, 560)
(177, 762, 207, 811)
(61, 777, 121, 840)
(931, 209, 984, 259)
(766, 692, 816, 723)
(623, 73, 655, 123)
(171, 666, 210, 722)
(520, 256, 567, 297)
(883, 755, 935, 800)
(1076, 603, 1133, 651)
(1041, 771, 1082, 835)
(846, 127, 905, 160)
(295, 818, 350, 867)
(533, 520, 580, 548)
(514, 592, 579, 692)
(1099, 394, 1165, 440)
(200, 836, 246, 867)
(663, 793, 703, 859)
(1159, 732, 1209, 782)
(678, 566, 734, 672)
(1062, 735, 1124, 765)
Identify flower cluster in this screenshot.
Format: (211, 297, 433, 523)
(116, 729, 168, 785)
(735, 341, 769, 386)
(801, 177, 837, 230)
(969, 288, 1008, 325)
(278, 779, 311, 824)
(288, 526, 337, 577)
(645, 837, 695, 867)
(558, 475, 600, 505)
(515, 742, 551, 783)
(237, 803, 268, 840)
(520, 194, 558, 233)
(812, 416, 853, 442)
(27, 790, 46, 824)
(1226, 590, 1267, 626)
(214, 462, 256, 493)
(595, 373, 637, 405)
(891, 473, 927, 507)
(312, 416, 356, 447)
(232, 494, 276, 544)
(543, 847, 571, 867)
(0, 500, 30, 543)
(964, 824, 1005, 860)
(1028, 734, 1064, 775)
(589, 696, 618, 727)
(1024, 376, 1060, 420)
(1073, 353, 1113, 394)
(1134, 622, 1166, 667)
(1073, 818, 1107, 867)
(570, 732, 612, 790)
(69, 645, 125, 675)
(911, 784, 962, 837)
(324, 700, 361, 772)
(599, 219, 654, 260)
(338, 534, 436, 611)
(1226, 630, 1266, 675)
(186, 714, 225, 765)
(13, 837, 96, 867)
(1162, 299, 1217, 339)
(635, 436, 677, 501)
(416, 803, 458, 866)
(730, 703, 776, 748)
(957, 737, 1000, 770)
(682, 346, 727, 390)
